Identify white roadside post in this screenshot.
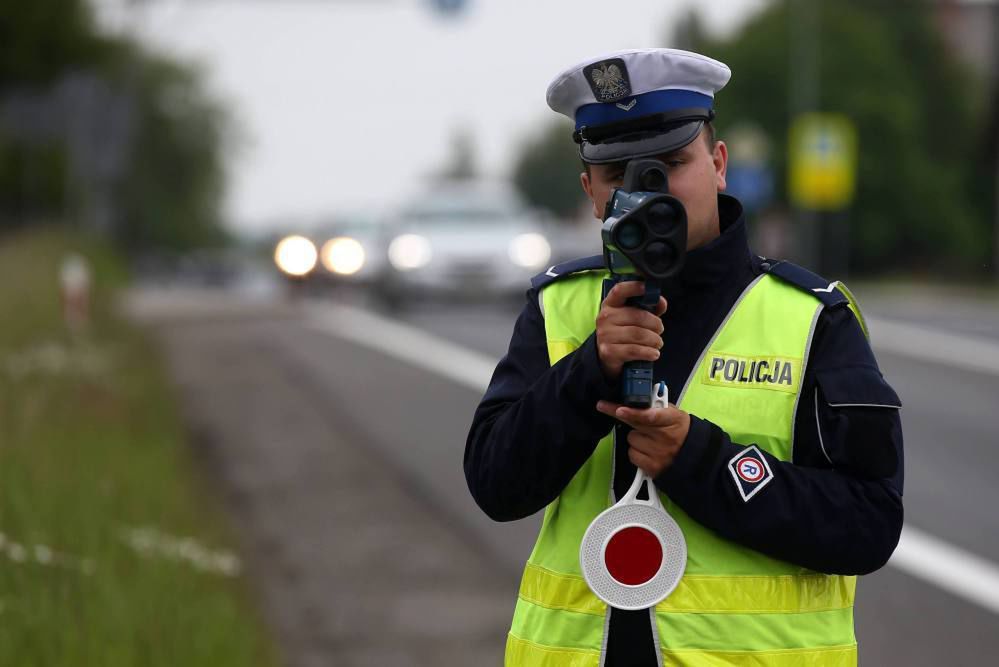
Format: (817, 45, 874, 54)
(59, 252, 92, 334)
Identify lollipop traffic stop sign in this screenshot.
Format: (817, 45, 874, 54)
(580, 383, 687, 610)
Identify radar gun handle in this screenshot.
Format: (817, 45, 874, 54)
(619, 276, 662, 409)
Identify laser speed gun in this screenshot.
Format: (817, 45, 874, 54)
(601, 159, 688, 408)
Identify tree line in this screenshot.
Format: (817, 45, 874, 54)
(0, 0, 231, 253)
(512, 0, 994, 276)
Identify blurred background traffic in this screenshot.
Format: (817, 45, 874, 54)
(2, 1, 998, 665)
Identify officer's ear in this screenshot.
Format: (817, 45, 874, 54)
(579, 167, 600, 219)
(713, 139, 728, 192)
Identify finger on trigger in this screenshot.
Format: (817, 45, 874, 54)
(606, 307, 660, 330)
(603, 281, 645, 307)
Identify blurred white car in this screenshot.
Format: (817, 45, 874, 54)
(380, 182, 554, 302)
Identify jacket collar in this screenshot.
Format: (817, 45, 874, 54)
(659, 194, 752, 298)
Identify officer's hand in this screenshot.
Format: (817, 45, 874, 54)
(595, 281, 667, 381)
(596, 400, 690, 478)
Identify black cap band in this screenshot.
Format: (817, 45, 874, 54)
(573, 107, 714, 145)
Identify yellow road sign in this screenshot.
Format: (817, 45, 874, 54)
(788, 113, 857, 211)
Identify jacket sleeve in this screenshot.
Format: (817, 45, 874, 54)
(464, 287, 618, 522)
(656, 305, 904, 575)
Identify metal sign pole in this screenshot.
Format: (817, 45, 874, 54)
(788, 0, 820, 269)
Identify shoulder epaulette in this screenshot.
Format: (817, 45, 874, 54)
(761, 259, 849, 309)
(530, 255, 605, 291)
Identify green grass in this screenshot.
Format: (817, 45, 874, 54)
(0, 227, 278, 667)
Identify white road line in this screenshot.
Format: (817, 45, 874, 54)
(890, 525, 999, 615)
(306, 302, 999, 615)
(306, 302, 495, 393)
(867, 316, 999, 377)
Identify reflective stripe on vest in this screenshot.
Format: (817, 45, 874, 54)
(506, 270, 857, 666)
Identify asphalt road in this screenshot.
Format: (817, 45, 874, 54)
(129, 283, 999, 666)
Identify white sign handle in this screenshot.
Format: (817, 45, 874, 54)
(616, 382, 668, 511)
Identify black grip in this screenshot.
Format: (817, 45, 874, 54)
(622, 360, 654, 408)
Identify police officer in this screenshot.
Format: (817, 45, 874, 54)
(464, 49, 903, 666)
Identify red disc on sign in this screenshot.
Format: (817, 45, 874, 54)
(603, 526, 663, 586)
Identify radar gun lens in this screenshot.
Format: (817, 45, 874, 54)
(644, 241, 676, 275)
(616, 221, 645, 250)
(647, 202, 675, 235)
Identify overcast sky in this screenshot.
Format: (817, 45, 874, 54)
(97, 0, 769, 231)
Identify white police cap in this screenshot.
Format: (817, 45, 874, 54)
(546, 48, 731, 164)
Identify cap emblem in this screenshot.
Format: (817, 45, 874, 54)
(585, 58, 631, 103)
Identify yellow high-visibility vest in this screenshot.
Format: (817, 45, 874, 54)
(507, 269, 858, 666)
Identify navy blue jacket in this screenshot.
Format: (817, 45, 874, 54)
(464, 195, 903, 664)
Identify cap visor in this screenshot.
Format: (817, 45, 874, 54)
(580, 120, 704, 164)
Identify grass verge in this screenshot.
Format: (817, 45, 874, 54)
(0, 227, 278, 667)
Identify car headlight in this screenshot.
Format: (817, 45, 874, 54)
(508, 233, 551, 269)
(321, 236, 366, 275)
(274, 235, 318, 277)
(388, 234, 432, 270)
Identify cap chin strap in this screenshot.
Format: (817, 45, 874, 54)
(573, 107, 714, 145)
